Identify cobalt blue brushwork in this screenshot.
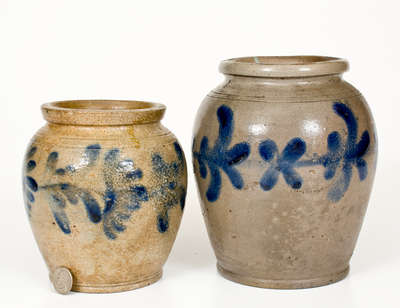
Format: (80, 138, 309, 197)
(23, 146, 38, 216)
(150, 142, 186, 233)
(101, 148, 149, 239)
(320, 102, 370, 201)
(40, 144, 103, 235)
(193, 105, 250, 202)
(37, 144, 149, 239)
(41, 144, 148, 239)
(40, 183, 102, 234)
(259, 138, 306, 191)
(25, 143, 185, 239)
(193, 102, 369, 203)
(258, 102, 370, 202)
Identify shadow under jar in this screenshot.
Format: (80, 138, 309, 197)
(192, 56, 377, 289)
(23, 100, 187, 293)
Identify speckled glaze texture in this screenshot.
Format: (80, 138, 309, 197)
(23, 100, 187, 293)
(192, 56, 377, 289)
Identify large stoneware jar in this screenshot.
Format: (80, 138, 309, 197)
(192, 56, 377, 288)
(23, 100, 187, 293)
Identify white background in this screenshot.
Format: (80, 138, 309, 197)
(1, 0, 399, 307)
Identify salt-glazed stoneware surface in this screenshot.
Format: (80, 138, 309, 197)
(192, 56, 377, 289)
(23, 100, 187, 293)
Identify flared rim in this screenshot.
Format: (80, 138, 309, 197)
(42, 100, 166, 125)
(219, 56, 349, 78)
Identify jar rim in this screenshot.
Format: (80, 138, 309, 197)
(42, 100, 166, 126)
(219, 56, 349, 78)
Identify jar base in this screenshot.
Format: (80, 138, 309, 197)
(217, 263, 349, 289)
(70, 271, 162, 293)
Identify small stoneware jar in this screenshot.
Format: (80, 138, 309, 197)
(192, 56, 377, 289)
(23, 100, 187, 293)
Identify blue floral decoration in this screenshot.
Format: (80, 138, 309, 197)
(40, 145, 103, 234)
(258, 102, 370, 202)
(23, 146, 38, 216)
(259, 138, 306, 191)
(193, 105, 250, 202)
(321, 102, 370, 201)
(150, 142, 186, 233)
(101, 149, 149, 239)
(39, 144, 149, 239)
(26, 143, 186, 239)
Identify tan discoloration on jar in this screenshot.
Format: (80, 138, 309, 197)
(23, 100, 187, 293)
(193, 56, 377, 289)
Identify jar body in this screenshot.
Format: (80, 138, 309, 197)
(23, 118, 187, 292)
(193, 73, 377, 288)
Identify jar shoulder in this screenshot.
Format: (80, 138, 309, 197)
(208, 76, 363, 103)
(28, 123, 177, 150)
(23, 123, 186, 182)
(193, 91, 377, 166)
(195, 95, 375, 140)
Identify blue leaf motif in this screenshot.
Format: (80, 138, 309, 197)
(259, 138, 306, 191)
(325, 102, 370, 201)
(102, 148, 149, 240)
(23, 146, 38, 216)
(150, 142, 186, 233)
(39, 144, 149, 238)
(24, 143, 186, 239)
(41, 183, 102, 233)
(257, 102, 371, 202)
(193, 105, 250, 202)
(27, 142, 186, 239)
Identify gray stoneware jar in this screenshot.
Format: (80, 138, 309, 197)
(192, 56, 377, 289)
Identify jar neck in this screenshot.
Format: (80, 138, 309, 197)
(223, 73, 344, 87)
(211, 73, 356, 104)
(41, 100, 165, 126)
(219, 56, 348, 78)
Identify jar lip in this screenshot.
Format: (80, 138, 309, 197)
(41, 100, 166, 126)
(219, 56, 349, 78)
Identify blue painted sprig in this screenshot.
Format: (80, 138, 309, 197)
(39, 144, 149, 239)
(23, 146, 38, 215)
(193, 102, 370, 203)
(102, 149, 149, 239)
(320, 102, 370, 201)
(40, 183, 102, 234)
(259, 138, 306, 191)
(40, 145, 103, 234)
(24, 142, 187, 238)
(150, 142, 186, 233)
(258, 102, 370, 202)
(193, 105, 250, 202)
